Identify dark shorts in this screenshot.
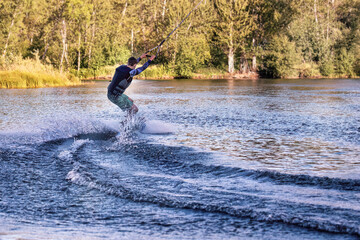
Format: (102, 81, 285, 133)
(107, 92, 133, 111)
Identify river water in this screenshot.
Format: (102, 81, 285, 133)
(0, 79, 359, 239)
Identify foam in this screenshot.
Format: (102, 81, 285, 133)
(141, 120, 176, 135)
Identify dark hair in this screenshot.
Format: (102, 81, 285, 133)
(127, 57, 138, 66)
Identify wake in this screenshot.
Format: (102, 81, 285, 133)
(0, 113, 176, 148)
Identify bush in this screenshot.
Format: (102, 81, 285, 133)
(260, 35, 300, 78)
(319, 60, 335, 77)
(354, 60, 360, 76)
(294, 62, 321, 78)
(175, 35, 211, 78)
(335, 48, 355, 77)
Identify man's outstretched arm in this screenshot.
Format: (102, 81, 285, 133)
(130, 55, 156, 77)
(135, 53, 147, 63)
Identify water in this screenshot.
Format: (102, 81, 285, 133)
(0, 79, 359, 239)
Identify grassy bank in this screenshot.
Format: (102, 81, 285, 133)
(84, 64, 245, 80)
(0, 57, 81, 89)
(82, 62, 358, 81)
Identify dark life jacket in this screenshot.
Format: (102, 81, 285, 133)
(108, 65, 133, 96)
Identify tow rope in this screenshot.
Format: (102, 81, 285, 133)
(146, 0, 204, 57)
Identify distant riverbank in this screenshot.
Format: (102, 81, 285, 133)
(82, 63, 359, 81)
(2, 60, 358, 89)
(83, 65, 260, 81)
(84, 72, 260, 81)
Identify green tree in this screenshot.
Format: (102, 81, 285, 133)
(261, 35, 300, 78)
(175, 35, 211, 77)
(212, 0, 254, 73)
(249, 0, 298, 71)
(64, 0, 91, 72)
(335, 47, 355, 76)
(337, 0, 360, 75)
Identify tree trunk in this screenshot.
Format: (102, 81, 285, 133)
(60, 19, 67, 73)
(314, 0, 318, 24)
(131, 28, 134, 54)
(240, 54, 249, 73)
(2, 13, 17, 59)
(326, 0, 335, 41)
(162, 0, 167, 20)
(122, 0, 128, 17)
(173, 32, 178, 63)
(89, 9, 96, 64)
(42, 20, 58, 60)
(252, 55, 256, 71)
(77, 33, 81, 72)
(252, 38, 257, 71)
(228, 23, 235, 73)
(228, 47, 234, 73)
(142, 25, 146, 43)
(42, 43, 49, 60)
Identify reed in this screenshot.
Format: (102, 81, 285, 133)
(0, 56, 80, 89)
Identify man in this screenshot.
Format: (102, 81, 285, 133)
(107, 53, 156, 116)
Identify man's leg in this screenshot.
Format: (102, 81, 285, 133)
(128, 104, 138, 116)
(122, 95, 138, 117)
(108, 93, 136, 113)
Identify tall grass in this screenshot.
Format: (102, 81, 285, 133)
(140, 65, 176, 79)
(0, 56, 80, 89)
(73, 65, 117, 79)
(195, 67, 226, 76)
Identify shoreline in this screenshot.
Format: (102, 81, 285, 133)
(83, 71, 359, 81)
(1, 71, 358, 89)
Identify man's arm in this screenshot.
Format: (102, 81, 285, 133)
(130, 55, 156, 77)
(136, 53, 148, 63)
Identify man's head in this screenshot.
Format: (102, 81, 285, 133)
(127, 57, 138, 69)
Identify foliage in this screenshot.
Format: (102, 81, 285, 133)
(175, 35, 211, 78)
(295, 62, 321, 78)
(212, 0, 254, 73)
(320, 60, 335, 77)
(261, 35, 300, 78)
(0, 0, 359, 81)
(335, 47, 355, 77)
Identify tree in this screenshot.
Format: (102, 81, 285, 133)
(212, 0, 253, 73)
(249, 0, 298, 71)
(337, 0, 360, 75)
(64, 0, 91, 72)
(175, 35, 211, 77)
(261, 35, 300, 78)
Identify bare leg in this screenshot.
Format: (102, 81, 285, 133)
(127, 103, 138, 116)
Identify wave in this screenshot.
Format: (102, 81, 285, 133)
(183, 163, 360, 191)
(113, 141, 360, 191)
(66, 167, 360, 236)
